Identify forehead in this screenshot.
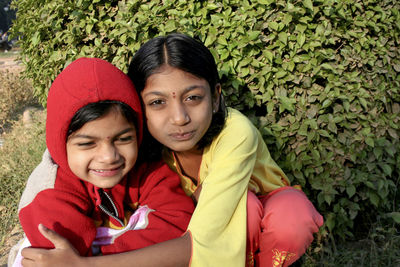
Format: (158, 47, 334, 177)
(69, 110, 135, 137)
(144, 66, 210, 93)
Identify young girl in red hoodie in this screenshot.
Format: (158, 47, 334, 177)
(11, 57, 194, 266)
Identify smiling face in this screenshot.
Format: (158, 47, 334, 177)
(141, 66, 219, 153)
(66, 108, 138, 188)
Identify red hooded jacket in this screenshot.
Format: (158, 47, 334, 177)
(18, 58, 194, 255)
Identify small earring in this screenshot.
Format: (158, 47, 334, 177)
(213, 109, 216, 114)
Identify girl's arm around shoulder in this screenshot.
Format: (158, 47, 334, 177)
(22, 221, 192, 267)
(88, 231, 192, 267)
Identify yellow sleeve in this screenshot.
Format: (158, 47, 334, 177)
(188, 109, 259, 266)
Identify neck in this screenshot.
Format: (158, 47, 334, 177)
(173, 149, 203, 182)
(174, 148, 203, 158)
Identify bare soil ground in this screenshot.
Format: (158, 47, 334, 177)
(0, 52, 23, 73)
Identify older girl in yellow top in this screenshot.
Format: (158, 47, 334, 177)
(21, 33, 323, 267)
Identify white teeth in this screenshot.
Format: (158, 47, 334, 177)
(92, 167, 120, 172)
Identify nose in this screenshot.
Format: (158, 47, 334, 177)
(97, 143, 120, 163)
(170, 102, 190, 126)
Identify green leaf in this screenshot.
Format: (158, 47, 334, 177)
(319, 130, 331, 138)
(325, 213, 336, 231)
(94, 38, 102, 47)
(311, 149, 320, 159)
(264, 50, 273, 63)
(359, 97, 368, 109)
(346, 185, 356, 198)
(320, 63, 334, 71)
(322, 99, 332, 109)
(278, 32, 287, 45)
(369, 192, 380, 207)
(380, 164, 392, 176)
(303, 0, 313, 11)
(365, 137, 374, 147)
(217, 36, 228, 46)
(258, 0, 275, 5)
(219, 49, 229, 60)
(248, 31, 259, 41)
(278, 95, 296, 113)
(204, 34, 216, 46)
(327, 121, 337, 134)
(269, 21, 279, 31)
(298, 123, 308, 136)
(267, 102, 274, 114)
(373, 147, 383, 160)
(297, 33, 306, 47)
(365, 181, 375, 189)
(387, 212, 400, 224)
(275, 70, 287, 79)
(324, 194, 333, 205)
(164, 20, 177, 32)
(31, 32, 40, 46)
(282, 14, 292, 25)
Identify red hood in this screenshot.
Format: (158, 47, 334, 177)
(46, 57, 142, 178)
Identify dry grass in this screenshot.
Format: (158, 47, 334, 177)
(0, 54, 46, 266)
(0, 107, 46, 266)
(0, 69, 39, 134)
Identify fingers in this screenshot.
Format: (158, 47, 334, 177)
(37, 224, 72, 250)
(21, 256, 33, 267)
(20, 224, 82, 267)
(21, 247, 47, 266)
(21, 255, 35, 267)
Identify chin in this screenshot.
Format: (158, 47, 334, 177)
(99, 183, 117, 189)
(171, 143, 195, 152)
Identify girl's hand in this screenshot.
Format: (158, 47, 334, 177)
(21, 224, 84, 267)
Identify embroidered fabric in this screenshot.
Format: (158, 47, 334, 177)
(92, 205, 154, 249)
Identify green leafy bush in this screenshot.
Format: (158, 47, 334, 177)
(10, 0, 400, 242)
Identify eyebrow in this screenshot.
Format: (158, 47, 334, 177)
(142, 85, 208, 98)
(69, 127, 136, 140)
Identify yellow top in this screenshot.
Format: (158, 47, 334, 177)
(163, 108, 289, 266)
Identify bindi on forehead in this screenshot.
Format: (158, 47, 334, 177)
(172, 92, 176, 98)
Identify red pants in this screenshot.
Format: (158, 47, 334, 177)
(246, 187, 323, 267)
